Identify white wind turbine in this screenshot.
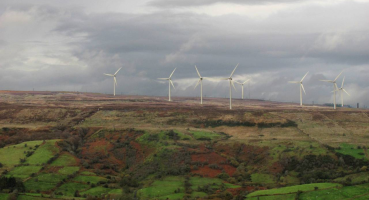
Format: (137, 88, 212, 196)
(320, 71, 343, 109)
(336, 76, 350, 107)
(194, 65, 205, 104)
(288, 72, 309, 106)
(104, 67, 122, 96)
(158, 68, 176, 101)
(219, 64, 238, 110)
(235, 80, 250, 100)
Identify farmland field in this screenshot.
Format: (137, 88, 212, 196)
(1, 91, 369, 199)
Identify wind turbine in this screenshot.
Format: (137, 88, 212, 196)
(158, 68, 176, 101)
(336, 76, 350, 107)
(220, 64, 238, 110)
(194, 65, 204, 104)
(288, 72, 308, 106)
(320, 71, 343, 109)
(104, 67, 122, 96)
(235, 80, 249, 100)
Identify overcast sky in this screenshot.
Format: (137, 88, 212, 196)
(0, 0, 369, 106)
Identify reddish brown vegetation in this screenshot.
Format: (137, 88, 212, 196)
(269, 162, 284, 174)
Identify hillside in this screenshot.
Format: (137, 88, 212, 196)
(1, 91, 369, 200)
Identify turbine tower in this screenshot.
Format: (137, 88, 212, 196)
(288, 72, 308, 106)
(220, 64, 238, 110)
(194, 65, 204, 104)
(320, 71, 343, 109)
(235, 80, 249, 100)
(336, 76, 350, 107)
(104, 67, 122, 96)
(158, 68, 176, 101)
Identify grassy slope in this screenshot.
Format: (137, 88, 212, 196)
(0, 141, 43, 168)
(6, 165, 42, 179)
(25, 140, 60, 165)
(247, 183, 342, 197)
(300, 184, 369, 200)
(58, 166, 79, 175)
(336, 143, 367, 160)
(50, 153, 77, 166)
(55, 182, 89, 196)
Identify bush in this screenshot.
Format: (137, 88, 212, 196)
(0, 177, 25, 192)
(209, 164, 222, 170)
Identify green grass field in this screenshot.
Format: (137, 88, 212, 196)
(0, 194, 9, 199)
(251, 173, 275, 184)
(24, 179, 57, 192)
(37, 173, 67, 183)
(80, 186, 112, 196)
(73, 175, 107, 184)
(138, 176, 185, 198)
(248, 194, 296, 200)
(58, 166, 79, 175)
(0, 140, 43, 169)
(6, 165, 42, 179)
(156, 193, 185, 200)
(190, 177, 240, 190)
(50, 153, 77, 166)
(334, 172, 369, 184)
(300, 184, 369, 200)
(191, 192, 207, 198)
(137, 130, 192, 144)
(138, 176, 239, 199)
(80, 171, 96, 176)
(189, 131, 222, 140)
(54, 182, 90, 196)
(108, 189, 123, 194)
(247, 183, 342, 198)
(25, 140, 60, 165)
(335, 143, 367, 160)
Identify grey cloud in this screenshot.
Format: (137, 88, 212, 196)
(1, 1, 369, 107)
(148, 0, 304, 8)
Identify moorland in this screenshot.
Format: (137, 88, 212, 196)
(1, 91, 369, 200)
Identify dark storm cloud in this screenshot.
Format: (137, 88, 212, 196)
(148, 0, 304, 7)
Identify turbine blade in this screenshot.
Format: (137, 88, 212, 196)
(231, 81, 237, 91)
(343, 89, 350, 96)
(194, 79, 201, 89)
(234, 81, 242, 85)
(114, 67, 122, 75)
(203, 77, 227, 81)
(341, 76, 345, 88)
(195, 65, 201, 78)
(104, 73, 114, 77)
(169, 68, 176, 78)
(301, 71, 309, 82)
(289, 81, 299, 83)
(243, 80, 250, 84)
(301, 84, 306, 95)
(170, 80, 175, 89)
(229, 63, 239, 77)
(158, 78, 169, 80)
(334, 71, 343, 81)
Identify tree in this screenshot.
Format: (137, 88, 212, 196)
(74, 190, 80, 197)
